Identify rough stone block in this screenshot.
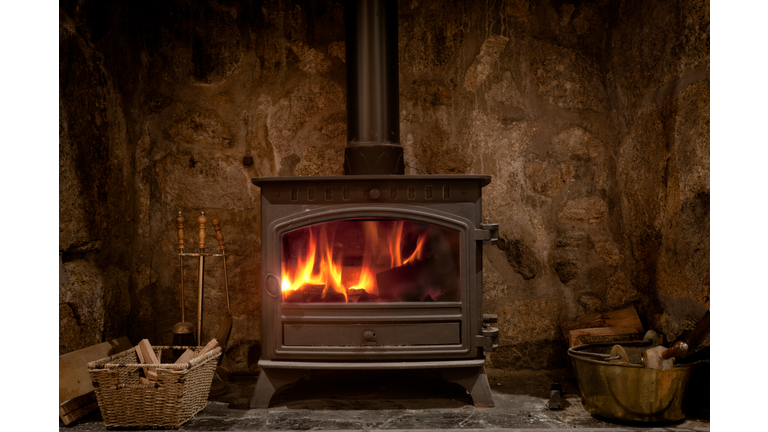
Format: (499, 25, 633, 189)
(554, 126, 602, 158)
(488, 339, 568, 370)
(464, 35, 510, 92)
(497, 237, 539, 280)
(167, 110, 233, 147)
(529, 40, 606, 112)
(552, 258, 580, 284)
(497, 298, 562, 344)
(595, 242, 623, 267)
(558, 196, 608, 223)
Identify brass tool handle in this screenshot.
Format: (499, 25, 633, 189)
(176, 212, 185, 250)
(212, 218, 226, 251)
(198, 212, 207, 250)
(661, 341, 689, 360)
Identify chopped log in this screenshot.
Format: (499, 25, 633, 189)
(304, 284, 326, 303)
(561, 306, 643, 335)
(197, 338, 220, 358)
(59, 392, 98, 426)
(356, 291, 380, 302)
(567, 326, 644, 347)
(283, 289, 304, 303)
(322, 290, 346, 303)
(376, 256, 458, 301)
(59, 337, 133, 425)
(174, 349, 196, 365)
(135, 339, 160, 381)
(560, 306, 644, 346)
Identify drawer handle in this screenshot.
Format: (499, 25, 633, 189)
(363, 331, 376, 342)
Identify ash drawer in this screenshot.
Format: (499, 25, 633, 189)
(283, 322, 460, 346)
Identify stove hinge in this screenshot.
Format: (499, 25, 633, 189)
(475, 313, 499, 352)
(473, 221, 499, 245)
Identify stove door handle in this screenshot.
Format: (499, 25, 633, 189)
(473, 223, 499, 245)
(474, 327, 499, 352)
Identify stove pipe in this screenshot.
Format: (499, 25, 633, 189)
(344, 0, 404, 175)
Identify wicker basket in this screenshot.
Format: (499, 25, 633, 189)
(87, 345, 221, 429)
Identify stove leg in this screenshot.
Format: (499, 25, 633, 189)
(249, 367, 304, 408)
(439, 365, 495, 407)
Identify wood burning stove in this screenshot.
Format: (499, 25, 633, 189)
(250, 175, 499, 407)
(249, 1, 500, 408)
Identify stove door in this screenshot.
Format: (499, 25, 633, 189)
(280, 218, 461, 304)
(260, 205, 483, 360)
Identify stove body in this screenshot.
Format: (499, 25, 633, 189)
(250, 175, 499, 407)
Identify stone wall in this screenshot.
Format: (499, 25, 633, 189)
(59, 0, 709, 370)
(608, 0, 710, 342)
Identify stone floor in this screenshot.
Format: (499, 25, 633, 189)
(61, 368, 709, 431)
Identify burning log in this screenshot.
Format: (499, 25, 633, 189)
(283, 283, 349, 303)
(375, 256, 459, 302)
(322, 290, 347, 303)
(356, 291, 380, 302)
(346, 288, 365, 303)
(283, 284, 324, 303)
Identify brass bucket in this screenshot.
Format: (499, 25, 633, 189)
(568, 339, 698, 423)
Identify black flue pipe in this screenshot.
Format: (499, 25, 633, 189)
(344, 0, 404, 175)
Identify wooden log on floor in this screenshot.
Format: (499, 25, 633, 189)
(59, 336, 133, 425)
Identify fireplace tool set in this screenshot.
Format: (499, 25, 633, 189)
(172, 211, 232, 351)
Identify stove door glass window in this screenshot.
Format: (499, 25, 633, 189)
(281, 219, 460, 303)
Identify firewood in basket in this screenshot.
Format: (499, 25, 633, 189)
(197, 338, 220, 358)
(174, 349, 196, 364)
(135, 339, 160, 381)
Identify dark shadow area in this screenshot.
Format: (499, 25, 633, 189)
(589, 415, 687, 429)
(207, 372, 260, 410)
(267, 369, 474, 410)
(213, 367, 584, 410)
(58, 408, 104, 428)
(485, 367, 578, 399)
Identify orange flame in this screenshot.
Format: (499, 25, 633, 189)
(281, 221, 428, 300)
(281, 226, 347, 301)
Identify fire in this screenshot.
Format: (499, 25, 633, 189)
(280, 227, 347, 301)
(281, 220, 428, 301)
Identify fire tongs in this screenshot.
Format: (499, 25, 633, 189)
(178, 211, 228, 345)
